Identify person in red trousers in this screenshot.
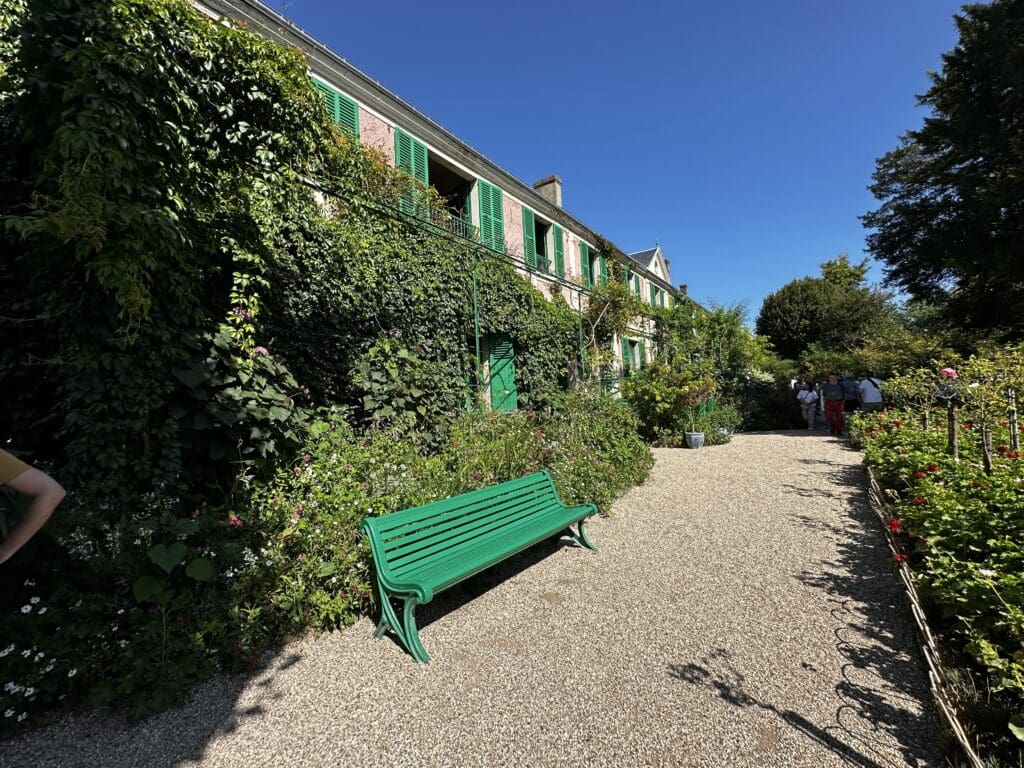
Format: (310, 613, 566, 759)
(820, 374, 847, 437)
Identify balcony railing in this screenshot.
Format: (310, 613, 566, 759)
(446, 212, 479, 242)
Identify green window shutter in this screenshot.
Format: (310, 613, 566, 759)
(311, 78, 358, 137)
(478, 180, 504, 253)
(650, 283, 656, 305)
(598, 253, 607, 285)
(580, 242, 591, 286)
(553, 225, 565, 277)
(621, 336, 631, 373)
(633, 273, 640, 296)
(619, 265, 629, 283)
(395, 129, 427, 184)
(522, 207, 536, 268)
(638, 339, 646, 369)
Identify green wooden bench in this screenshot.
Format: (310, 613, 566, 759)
(362, 470, 597, 662)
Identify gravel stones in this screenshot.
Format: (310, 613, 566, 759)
(2, 432, 941, 768)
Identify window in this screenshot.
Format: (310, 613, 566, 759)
(581, 244, 605, 288)
(310, 77, 358, 137)
(427, 155, 476, 240)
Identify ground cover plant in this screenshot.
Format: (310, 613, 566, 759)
(850, 351, 1024, 764)
(0, 0, 650, 734)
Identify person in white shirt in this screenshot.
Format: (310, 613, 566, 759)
(858, 375, 884, 412)
(796, 383, 819, 430)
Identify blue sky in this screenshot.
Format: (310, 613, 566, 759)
(276, 0, 964, 316)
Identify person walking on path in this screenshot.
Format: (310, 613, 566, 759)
(796, 382, 819, 430)
(841, 374, 860, 415)
(0, 449, 65, 566)
(820, 374, 846, 437)
(858, 375, 884, 412)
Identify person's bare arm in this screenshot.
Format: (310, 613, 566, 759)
(0, 469, 65, 565)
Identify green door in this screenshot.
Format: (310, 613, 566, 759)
(488, 334, 519, 412)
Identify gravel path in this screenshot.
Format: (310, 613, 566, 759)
(3, 432, 942, 768)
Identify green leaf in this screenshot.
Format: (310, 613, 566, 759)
(148, 542, 187, 574)
(1010, 714, 1024, 742)
(317, 561, 337, 578)
(185, 558, 214, 582)
(133, 574, 167, 603)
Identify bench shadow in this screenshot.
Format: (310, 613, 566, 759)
(702, 460, 940, 767)
(375, 533, 576, 647)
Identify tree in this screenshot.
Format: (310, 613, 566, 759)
(755, 255, 895, 361)
(862, 0, 1024, 340)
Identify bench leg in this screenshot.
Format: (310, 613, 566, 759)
(373, 574, 409, 648)
(576, 518, 598, 553)
(402, 596, 430, 663)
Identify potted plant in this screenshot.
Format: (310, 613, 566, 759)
(681, 377, 716, 449)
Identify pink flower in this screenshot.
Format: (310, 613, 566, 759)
(939, 367, 958, 380)
(228, 514, 243, 528)
(253, 346, 269, 357)
(914, 470, 927, 478)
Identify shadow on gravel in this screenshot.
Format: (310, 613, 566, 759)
(792, 462, 939, 766)
(379, 533, 584, 649)
(668, 649, 886, 768)
(0, 650, 302, 768)
(669, 461, 940, 768)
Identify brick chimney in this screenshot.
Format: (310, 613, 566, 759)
(533, 175, 562, 207)
(678, 283, 688, 297)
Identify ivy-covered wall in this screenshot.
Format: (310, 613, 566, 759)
(0, 0, 640, 728)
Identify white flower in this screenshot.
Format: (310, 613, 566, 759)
(20, 605, 31, 614)
(33, 653, 44, 663)
(38, 607, 47, 615)
(0, 645, 13, 658)
(3, 710, 13, 718)
(29, 597, 39, 605)
(67, 669, 77, 678)
(3, 683, 16, 693)
(978, 568, 997, 578)
(23, 687, 34, 697)
(17, 713, 27, 722)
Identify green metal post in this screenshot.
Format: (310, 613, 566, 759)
(577, 289, 585, 382)
(472, 251, 482, 399)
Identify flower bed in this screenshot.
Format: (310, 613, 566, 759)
(851, 406, 1024, 761)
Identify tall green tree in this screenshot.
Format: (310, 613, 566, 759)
(755, 255, 895, 361)
(862, 0, 1024, 340)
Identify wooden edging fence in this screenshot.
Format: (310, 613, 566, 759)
(865, 467, 985, 768)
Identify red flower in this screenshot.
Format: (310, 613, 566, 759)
(1000, 420, 1010, 427)
(914, 470, 927, 478)
(887, 518, 903, 533)
(893, 554, 909, 563)
(890, 419, 903, 427)
(229, 513, 243, 528)
(912, 496, 926, 505)
(962, 421, 972, 430)
(927, 464, 941, 473)
(533, 428, 543, 438)
(302, 454, 312, 463)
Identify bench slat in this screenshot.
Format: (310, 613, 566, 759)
(372, 474, 551, 535)
(399, 505, 593, 594)
(382, 485, 556, 558)
(385, 497, 558, 576)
